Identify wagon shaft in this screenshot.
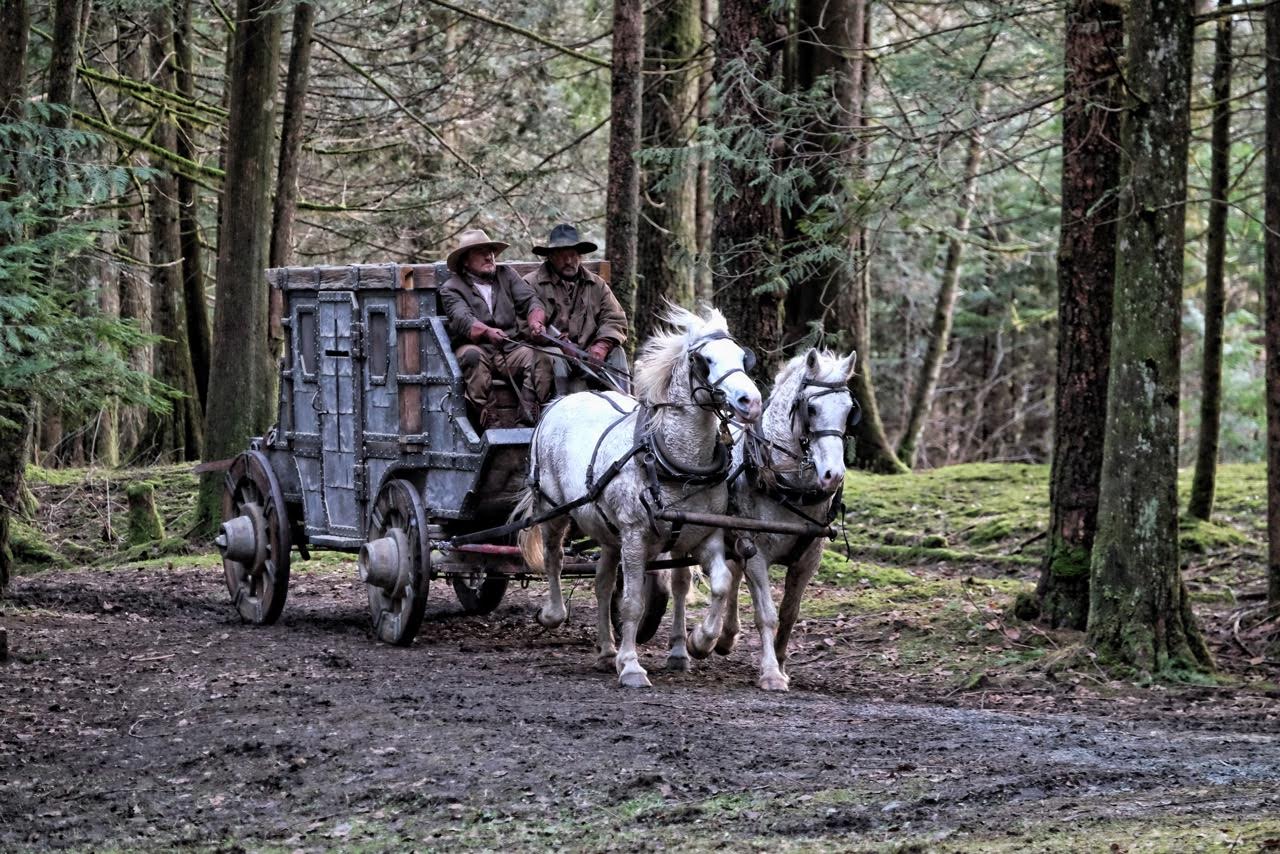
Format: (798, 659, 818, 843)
(652, 508, 834, 539)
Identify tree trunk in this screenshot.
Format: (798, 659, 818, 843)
(693, 0, 716, 305)
(271, 0, 315, 270)
(606, 0, 643, 326)
(173, 0, 212, 413)
(897, 88, 989, 468)
(1266, 0, 1280, 619)
(1035, 0, 1123, 629)
(44, 0, 82, 131)
(269, 0, 314, 403)
(634, 0, 699, 342)
(36, 0, 85, 461)
(713, 0, 785, 369)
(794, 0, 904, 473)
(145, 4, 203, 462)
(1086, 0, 1211, 674)
(198, 0, 283, 528)
(116, 21, 153, 459)
(0, 0, 30, 593)
(1188, 0, 1233, 521)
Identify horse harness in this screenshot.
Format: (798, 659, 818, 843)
(738, 377, 862, 564)
(522, 333, 750, 551)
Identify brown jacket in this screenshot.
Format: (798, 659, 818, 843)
(440, 266, 545, 345)
(523, 262, 628, 350)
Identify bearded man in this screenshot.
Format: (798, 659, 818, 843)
(523, 223, 630, 395)
(440, 229, 553, 427)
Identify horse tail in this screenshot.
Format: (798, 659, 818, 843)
(512, 486, 545, 573)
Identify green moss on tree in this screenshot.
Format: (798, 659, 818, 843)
(125, 481, 165, 546)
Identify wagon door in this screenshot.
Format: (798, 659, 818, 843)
(317, 291, 363, 537)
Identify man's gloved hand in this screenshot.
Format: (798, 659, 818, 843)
(528, 308, 547, 338)
(587, 340, 612, 364)
(484, 326, 509, 346)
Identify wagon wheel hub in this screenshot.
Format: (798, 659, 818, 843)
(359, 528, 411, 599)
(217, 501, 267, 572)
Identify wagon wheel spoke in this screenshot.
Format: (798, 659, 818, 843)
(360, 479, 430, 646)
(216, 451, 292, 626)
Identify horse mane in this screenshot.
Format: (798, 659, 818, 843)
(632, 304, 729, 407)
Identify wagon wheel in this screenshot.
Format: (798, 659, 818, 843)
(217, 451, 292, 625)
(359, 479, 430, 646)
(451, 570, 509, 616)
(610, 570, 670, 645)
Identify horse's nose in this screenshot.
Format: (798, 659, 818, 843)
(736, 392, 762, 422)
(819, 468, 844, 491)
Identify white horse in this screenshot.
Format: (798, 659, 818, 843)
(516, 306, 763, 688)
(669, 349, 857, 691)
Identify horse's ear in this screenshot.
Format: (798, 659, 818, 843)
(805, 349, 820, 374)
(842, 351, 858, 381)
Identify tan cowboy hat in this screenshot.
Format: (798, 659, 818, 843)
(446, 228, 510, 272)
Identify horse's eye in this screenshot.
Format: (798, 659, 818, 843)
(808, 404, 817, 418)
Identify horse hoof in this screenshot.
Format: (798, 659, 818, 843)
(594, 653, 616, 672)
(687, 628, 714, 660)
(666, 655, 690, 672)
(618, 670, 652, 689)
(714, 634, 738, 656)
(536, 606, 566, 629)
(758, 673, 790, 692)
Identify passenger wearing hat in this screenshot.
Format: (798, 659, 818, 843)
(523, 223, 629, 396)
(440, 229, 553, 427)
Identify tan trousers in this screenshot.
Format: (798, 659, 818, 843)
(455, 342, 554, 424)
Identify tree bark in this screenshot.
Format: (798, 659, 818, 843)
(144, 4, 203, 462)
(712, 0, 785, 370)
(198, 0, 283, 528)
(897, 88, 989, 468)
(1188, 0, 1233, 521)
(1035, 0, 1123, 629)
(1266, 0, 1280, 619)
(606, 0, 643, 326)
(791, 0, 903, 473)
(44, 0, 82, 131)
(0, 0, 30, 592)
(36, 0, 85, 461)
(1086, 0, 1212, 674)
(271, 0, 315, 269)
(173, 0, 212, 412)
(634, 0, 699, 342)
(693, 0, 716, 305)
(115, 21, 153, 459)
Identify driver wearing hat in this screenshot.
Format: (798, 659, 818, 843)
(440, 229, 553, 427)
(523, 223, 629, 395)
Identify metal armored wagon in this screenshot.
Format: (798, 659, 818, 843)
(215, 259, 653, 647)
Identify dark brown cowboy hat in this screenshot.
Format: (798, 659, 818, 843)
(446, 228, 510, 272)
(532, 223, 598, 256)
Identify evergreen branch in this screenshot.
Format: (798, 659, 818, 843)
(422, 0, 610, 69)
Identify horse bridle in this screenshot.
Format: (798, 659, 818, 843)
(742, 376, 861, 501)
(790, 377, 862, 455)
(687, 330, 757, 414)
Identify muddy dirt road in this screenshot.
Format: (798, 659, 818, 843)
(3, 563, 1279, 852)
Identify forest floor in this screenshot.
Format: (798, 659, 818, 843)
(2, 463, 1278, 852)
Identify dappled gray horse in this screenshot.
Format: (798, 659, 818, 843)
(516, 306, 762, 688)
(671, 349, 857, 691)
